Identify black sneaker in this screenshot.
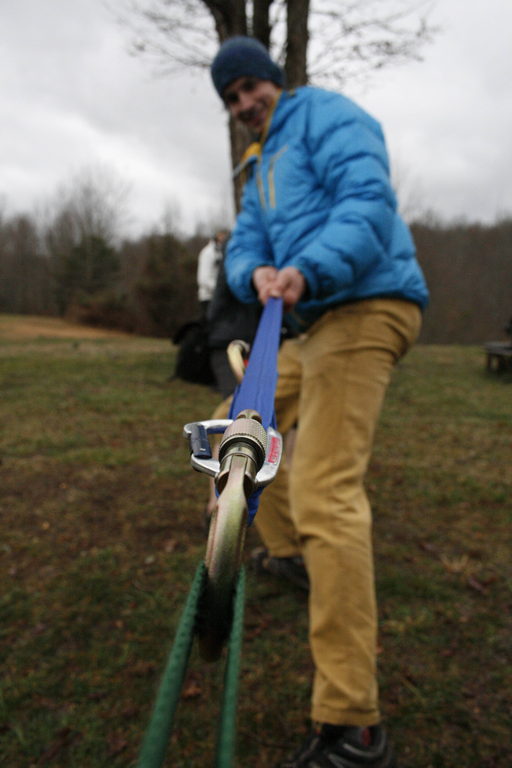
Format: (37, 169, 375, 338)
(250, 547, 309, 592)
(279, 723, 396, 767)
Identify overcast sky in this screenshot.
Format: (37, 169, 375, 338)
(1, 0, 511, 237)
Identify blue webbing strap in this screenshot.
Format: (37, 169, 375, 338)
(228, 296, 283, 521)
(228, 296, 282, 428)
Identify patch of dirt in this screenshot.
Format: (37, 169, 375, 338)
(0, 315, 132, 341)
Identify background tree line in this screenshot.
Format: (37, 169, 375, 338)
(0, 213, 205, 340)
(1, 184, 511, 344)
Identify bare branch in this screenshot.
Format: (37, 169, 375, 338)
(116, 0, 438, 85)
(307, 0, 439, 88)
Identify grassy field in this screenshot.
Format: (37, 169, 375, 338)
(0, 316, 511, 767)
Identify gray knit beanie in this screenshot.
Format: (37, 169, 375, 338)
(210, 36, 284, 99)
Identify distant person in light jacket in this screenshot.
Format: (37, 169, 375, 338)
(196, 229, 229, 319)
(210, 36, 429, 768)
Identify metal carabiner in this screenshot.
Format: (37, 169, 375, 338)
(226, 339, 250, 383)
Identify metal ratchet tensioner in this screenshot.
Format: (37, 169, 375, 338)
(183, 409, 283, 660)
(183, 410, 282, 492)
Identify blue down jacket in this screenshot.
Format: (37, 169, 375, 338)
(225, 86, 428, 331)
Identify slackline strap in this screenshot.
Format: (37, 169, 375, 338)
(228, 296, 282, 429)
(229, 296, 283, 522)
(137, 298, 283, 766)
(137, 564, 246, 768)
(136, 562, 205, 767)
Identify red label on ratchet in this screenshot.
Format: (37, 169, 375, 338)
(267, 436, 281, 465)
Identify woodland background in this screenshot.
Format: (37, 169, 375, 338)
(1, 187, 511, 345)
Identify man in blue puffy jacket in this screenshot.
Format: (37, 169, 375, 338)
(210, 36, 429, 768)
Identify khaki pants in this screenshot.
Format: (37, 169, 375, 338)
(255, 299, 422, 726)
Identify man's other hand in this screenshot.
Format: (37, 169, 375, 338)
(272, 267, 306, 310)
(253, 265, 306, 309)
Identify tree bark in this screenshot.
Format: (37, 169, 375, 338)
(229, 118, 253, 212)
(285, 0, 309, 87)
(202, 0, 248, 40)
(253, 0, 273, 47)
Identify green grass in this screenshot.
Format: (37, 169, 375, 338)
(0, 333, 511, 767)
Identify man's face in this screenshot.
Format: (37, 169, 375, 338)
(223, 76, 281, 134)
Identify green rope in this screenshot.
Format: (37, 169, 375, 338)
(136, 564, 246, 768)
(216, 567, 246, 767)
(136, 561, 206, 768)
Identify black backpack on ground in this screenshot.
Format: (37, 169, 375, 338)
(172, 320, 215, 385)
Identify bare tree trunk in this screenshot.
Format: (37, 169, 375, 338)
(285, 0, 309, 87)
(253, 0, 273, 47)
(202, 0, 248, 40)
(211, 0, 275, 211)
(231, 0, 249, 35)
(229, 118, 253, 212)
(200, 0, 252, 211)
